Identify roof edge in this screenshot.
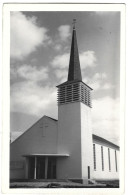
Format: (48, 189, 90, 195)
(92, 134, 120, 149)
(56, 80, 93, 90)
(11, 115, 57, 144)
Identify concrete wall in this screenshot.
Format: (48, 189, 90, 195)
(57, 102, 82, 179)
(10, 116, 58, 179)
(93, 140, 119, 180)
(81, 103, 93, 180)
(57, 102, 93, 181)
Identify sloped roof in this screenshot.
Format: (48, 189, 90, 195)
(11, 115, 57, 144)
(45, 115, 57, 122)
(11, 115, 119, 149)
(93, 134, 119, 150)
(56, 79, 93, 90)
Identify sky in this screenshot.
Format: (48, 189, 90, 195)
(10, 11, 120, 145)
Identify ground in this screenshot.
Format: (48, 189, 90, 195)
(10, 180, 119, 188)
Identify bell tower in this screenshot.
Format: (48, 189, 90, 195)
(57, 20, 93, 184)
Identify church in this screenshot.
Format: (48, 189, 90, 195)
(10, 21, 119, 184)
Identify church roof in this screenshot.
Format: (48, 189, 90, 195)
(56, 79, 93, 90)
(67, 20, 82, 82)
(11, 115, 57, 144)
(45, 117, 119, 149)
(11, 115, 119, 150)
(45, 115, 58, 121)
(93, 134, 119, 150)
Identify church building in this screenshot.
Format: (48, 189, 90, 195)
(10, 21, 119, 184)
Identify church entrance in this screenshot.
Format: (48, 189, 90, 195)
(28, 156, 56, 179)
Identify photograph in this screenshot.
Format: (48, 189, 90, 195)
(2, 3, 125, 192)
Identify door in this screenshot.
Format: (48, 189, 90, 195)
(36, 157, 45, 179)
(88, 166, 90, 179)
(47, 157, 56, 179)
(28, 157, 35, 179)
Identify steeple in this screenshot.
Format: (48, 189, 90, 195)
(67, 19, 82, 81)
(57, 20, 92, 108)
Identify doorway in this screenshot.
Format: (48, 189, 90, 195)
(28, 157, 35, 179)
(36, 157, 45, 179)
(47, 157, 56, 179)
(28, 156, 56, 179)
(88, 166, 90, 179)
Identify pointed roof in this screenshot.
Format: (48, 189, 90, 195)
(67, 19, 82, 81)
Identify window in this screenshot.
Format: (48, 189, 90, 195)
(115, 150, 118, 172)
(93, 144, 96, 170)
(101, 146, 104, 171)
(108, 148, 111, 171)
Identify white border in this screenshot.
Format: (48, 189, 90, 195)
(2, 3, 125, 195)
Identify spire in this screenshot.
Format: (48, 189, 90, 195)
(67, 19, 82, 81)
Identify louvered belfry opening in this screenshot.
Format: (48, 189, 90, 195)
(57, 82, 92, 107)
(57, 20, 92, 108)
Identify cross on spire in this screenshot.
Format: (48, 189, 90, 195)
(73, 19, 76, 30)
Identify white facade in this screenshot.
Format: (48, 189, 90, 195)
(10, 115, 119, 181)
(57, 102, 93, 182)
(57, 102, 82, 179)
(93, 141, 119, 180)
(10, 116, 58, 179)
(81, 103, 93, 181)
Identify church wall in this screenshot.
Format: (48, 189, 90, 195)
(80, 103, 93, 180)
(10, 116, 58, 179)
(57, 102, 82, 179)
(93, 141, 119, 180)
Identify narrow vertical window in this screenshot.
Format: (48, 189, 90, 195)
(115, 150, 118, 172)
(101, 146, 104, 171)
(93, 144, 96, 170)
(108, 148, 111, 171)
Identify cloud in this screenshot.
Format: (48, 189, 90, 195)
(50, 52, 114, 91)
(14, 64, 48, 81)
(10, 62, 58, 119)
(51, 50, 97, 70)
(10, 12, 51, 60)
(58, 25, 71, 41)
(54, 44, 62, 51)
(102, 83, 114, 90)
(92, 73, 107, 80)
(95, 12, 118, 16)
(90, 81, 100, 90)
(54, 69, 68, 83)
(92, 96, 120, 145)
(11, 131, 23, 142)
(89, 80, 114, 91)
(83, 72, 114, 91)
(80, 51, 97, 69)
(52, 25, 71, 51)
(51, 53, 69, 69)
(11, 80, 120, 145)
(11, 80, 57, 117)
